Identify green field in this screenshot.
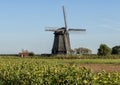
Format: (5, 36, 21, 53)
(0, 57, 120, 85)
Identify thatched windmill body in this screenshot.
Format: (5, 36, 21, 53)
(46, 6, 86, 54)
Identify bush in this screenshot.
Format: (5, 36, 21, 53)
(97, 44, 111, 56)
(112, 46, 120, 55)
(0, 59, 120, 85)
(29, 52, 35, 56)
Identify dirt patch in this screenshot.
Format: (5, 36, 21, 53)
(79, 64, 120, 72)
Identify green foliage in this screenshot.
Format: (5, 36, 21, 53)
(0, 59, 120, 84)
(28, 52, 35, 56)
(112, 46, 120, 55)
(97, 44, 111, 56)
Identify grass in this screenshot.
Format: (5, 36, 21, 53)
(62, 59, 120, 65)
(0, 56, 120, 68)
(0, 56, 120, 64)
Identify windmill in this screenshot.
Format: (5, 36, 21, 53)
(46, 6, 86, 54)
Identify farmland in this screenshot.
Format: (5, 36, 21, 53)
(0, 56, 120, 84)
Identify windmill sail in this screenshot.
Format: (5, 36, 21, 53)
(63, 6, 67, 29)
(68, 29, 86, 31)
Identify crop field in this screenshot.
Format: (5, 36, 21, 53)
(0, 57, 120, 85)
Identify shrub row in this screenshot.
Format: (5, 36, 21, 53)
(0, 59, 120, 85)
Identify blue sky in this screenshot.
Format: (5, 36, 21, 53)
(0, 0, 120, 54)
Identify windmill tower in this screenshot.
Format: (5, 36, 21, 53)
(46, 6, 86, 54)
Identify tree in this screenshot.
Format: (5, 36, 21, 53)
(97, 44, 111, 56)
(112, 46, 120, 55)
(29, 52, 35, 56)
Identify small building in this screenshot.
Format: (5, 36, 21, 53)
(19, 50, 29, 57)
(74, 47, 92, 54)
